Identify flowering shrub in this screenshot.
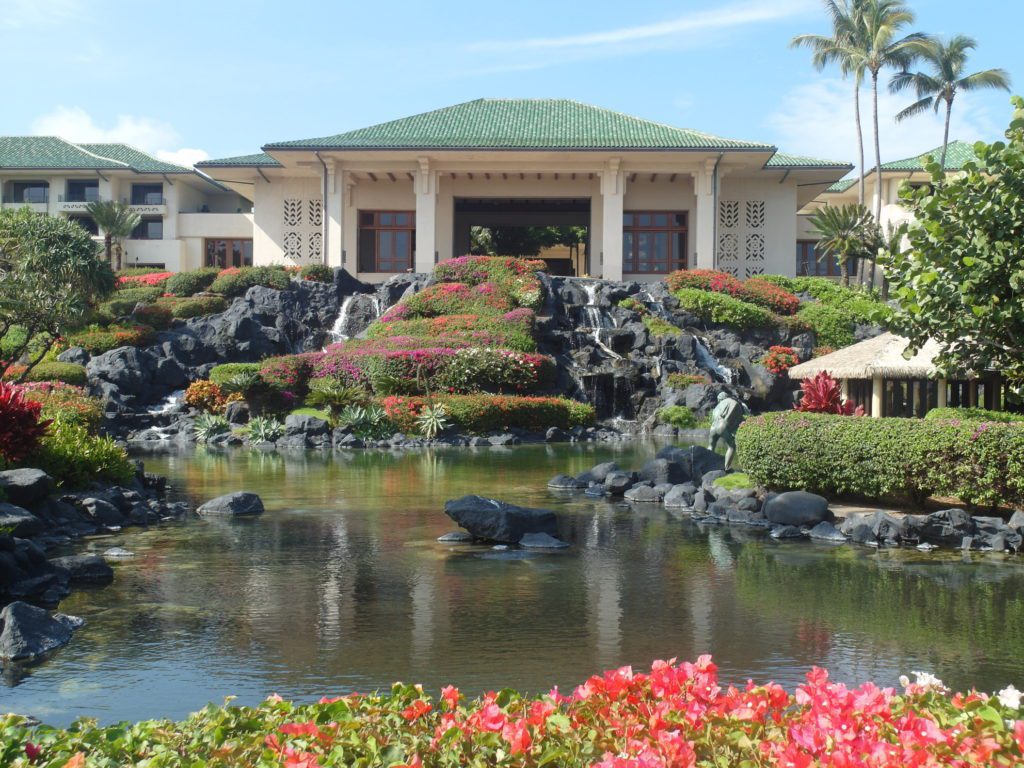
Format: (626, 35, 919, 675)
(673, 288, 774, 329)
(400, 283, 515, 318)
(4, 657, 1023, 767)
(738, 410, 1024, 506)
(434, 348, 555, 393)
(743, 277, 800, 315)
(164, 267, 221, 296)
(666, 270, 800, 315)
(184, 380, 230, 413)
(381, 394, 594, 433)
(0, 382, 50, 463)
(2, 361, 87, 387)
(210, 266, 292, 297)
(796, 371, 862, 415)
(132, 303, 174, 330)
(433, 255, 546, 310)
(117, 271, 173, 288)
(299, 264, 334, 283)
(65, 324, 153, 355)
(367, 313, 537, 352)
(259, 352, 325, 397)
(665, 372, 706, 388)
(21, 382, 102, 429)
(761, 345, 800, 376)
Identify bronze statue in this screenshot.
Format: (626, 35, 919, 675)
(707, 392, 747, 470)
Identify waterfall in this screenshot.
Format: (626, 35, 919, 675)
(695, 338, 733, 383)
(329, 295, 357, 342)
(147, 389, 185, 416)
(581, 281, 621, 360)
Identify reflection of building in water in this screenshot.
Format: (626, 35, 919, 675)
(318, 519, 355, 649)
(583, 507, 622, 669)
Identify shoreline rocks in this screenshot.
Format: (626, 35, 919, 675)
(197, 492, 265, 518)
(444, 495, 563, 546)
(0, 601, 82, 662)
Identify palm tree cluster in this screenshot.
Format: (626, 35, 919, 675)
(791, 1, 1010, 282)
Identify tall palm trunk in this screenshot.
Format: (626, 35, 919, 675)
(871, 70, 883, 221)
(940, 97, 953, 171)
(840, 256, 850, 288)
(103, 233, 113, 265)
(854, 82, 866, 207)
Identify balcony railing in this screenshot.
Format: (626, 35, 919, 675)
(124, 195, 166, 206)
(2, 192, 49, 204)
(59, 191, 101, 203)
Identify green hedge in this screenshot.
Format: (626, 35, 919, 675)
(165, 267, 220, 297)
(65, 324, 154, 355)
(209, 362, 262, 385)
(737, 411, 1024, 508)
(759, 276, 890, 325)
(158, 295, 228, 319)
(795, 303, 856, 348)
(925, 407, 1024, 424)
(300, 264, 334, 283)
(209, 266, 292, 297)
(673, 288, 774, 329)
(17, 362, 87, 386)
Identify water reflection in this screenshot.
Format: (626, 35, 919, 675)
(4, 443, 1023, 725)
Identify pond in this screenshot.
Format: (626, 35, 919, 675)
(4, 443, 1024, 726)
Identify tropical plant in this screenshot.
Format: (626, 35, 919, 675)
(244, 415, 284, 443)
(184, 380, 227, 413)
(219, 370, 263, 397)
(336, 405, 392, 439)
(806, 203, 875, 286)
(762, 346, 800, 375)
(657, 405, 698, 429)
(193, 412, 230, 443)
(0, 208, 115, 380)
(306, 377, 370, 423)
(30, 414, 134, 487)
(85, 200, 142, 271)
(795, 371, 864, 415)
(0, 381, 50, 463)
(415, 403, 451, 438)
(891, 35, 1011, 169)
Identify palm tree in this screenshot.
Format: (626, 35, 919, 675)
(807, 203, 875, 287)
(85, 200, 141, 271)
(791, 0, 869, 206)
(891, 35, 1011, 169)
(851, 0, 930, 220)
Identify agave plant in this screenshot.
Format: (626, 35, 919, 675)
(337, 405, 392, 439)
(244, 415, 284, 443)
(306, 378, 370, 424)
(416, 403, 451, 439)
(795, 371, 864, 415)
(194, 412, 230, 442)
(220, 370, 264, 397)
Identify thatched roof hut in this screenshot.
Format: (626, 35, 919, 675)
(789, 333, 945, 380)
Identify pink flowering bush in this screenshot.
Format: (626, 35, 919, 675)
(400, 283, 515, 318)
(259, 352, 326, 397)
(6, 657, 1022, 766)
(366, 313, 537, 352)
(117, 271, 173, 288)
(433, 255, 546, 310)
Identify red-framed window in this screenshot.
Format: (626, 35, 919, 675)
(358, 211, 415, 273)
(204, 238, 253, 269)
(623, 211, 687, 273)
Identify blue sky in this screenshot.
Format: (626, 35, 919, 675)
(1, 0, 1020, 172)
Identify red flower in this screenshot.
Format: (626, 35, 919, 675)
(401, 699, 432, 722)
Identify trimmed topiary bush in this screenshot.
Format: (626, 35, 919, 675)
(258, 352, 324, 397)
(164, 267, 221, 297)
(162, 295, 228, 319)
(796, 303, 856, 348)
(299, 264, 334, 283)
(924, 407, 1024, 424)
(673, 288, 774, 329)
(209, 363, 262, 386)
(209, 266, 292, 297)
(737, 410, 1024, 508)
(132, 303, 174, 331)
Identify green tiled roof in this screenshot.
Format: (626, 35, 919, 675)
(825, 178, 858, 193)
(880, 140, 978, 172)
(78, 143, 192, 174)
(0, 136, 126, 170)
(264, 99, 775, 151)
(197, 152, 282, 167)
(766, 152, 852, 168)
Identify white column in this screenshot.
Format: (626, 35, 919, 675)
(325, 162, 344, 269)
(937, 378, 947, 408)
(600, 158, 624, 280)
(871, 375, 884, 418)
(414, 157, 437, 274)
(694, 160, 716, 270)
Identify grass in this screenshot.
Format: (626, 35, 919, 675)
(290, 407, 330, 420)
(643, 315, 680, 338)
(713, 472, 755, 491)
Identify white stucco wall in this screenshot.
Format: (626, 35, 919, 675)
(717, 177, 797, 278)
(253, 176, 323, 267)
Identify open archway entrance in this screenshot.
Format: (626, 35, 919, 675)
(453, 197, 590, 276)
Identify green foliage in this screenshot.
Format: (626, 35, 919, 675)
(306, 378, 371, 423)
(805, 204, 877, 285)
(209, 266, 292, 297)
(657, 405, 698, 429)
(382, 394, 594, 434)
(0, 207, 114, 379)
(737, 411, 1024, 508)
(672, 288, 773, 329)
(65, 324, 153, 355)
(665, 372, 706, 388)
(642, 315, 679, 338)
(713, 472, 755, 490)
(884, 99, 1024, 383)
(299, 264, 334, 283)
(924, 407, 1024, 424)
(111, 286, 164, 304)
(85, 200, 140, 269)
(244, 415, 285, 443)
(416, 403, 451, 438)
(796, 303, 856, 348)
(220, 370, 264, 397)
(758, 275, 890, 325)
(208, 363, 261, 386)
(16, 361, 87, 386)
(132, 303, 174, 331)
(164, 267, 220, 296)
(30, 416, 134, 487)
(161, 295, 228, 319)
(335, 405, 392, 439)
(22, 383, 102, 429)
(193, 412, 230, 443)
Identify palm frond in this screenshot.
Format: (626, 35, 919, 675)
(958, 68, 1012, 92)
(894, 94, 935, 123)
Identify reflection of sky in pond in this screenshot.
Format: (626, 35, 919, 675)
(4, 443, 1024, 726)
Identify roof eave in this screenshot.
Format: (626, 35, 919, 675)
(260, 144, 776, 153)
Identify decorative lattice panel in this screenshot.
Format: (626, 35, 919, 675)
(746, 200, 765, 229)
(716, 198, 765, 276)
(308, 199, 323, 228)
(719, 200, 739, 229)
(280, 196, 325, 264)
(283, 199, 303, 227)
(283, 231, 302, 260)
(309, 232, 323, 261)
(716, 200, 741, 275)
(745, 233, 765, 262)
(745, 265, 765, 278)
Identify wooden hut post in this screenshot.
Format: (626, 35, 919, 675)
(871, 376, 884, 418)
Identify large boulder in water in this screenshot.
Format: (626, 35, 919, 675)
(0, 601, 77, 661)
(444, 495, 558, 544)
(763, 491, 832, 527)
(50, 554, 114, 585)
(655, 445, 725, 483)
(197, 492, 265, 517)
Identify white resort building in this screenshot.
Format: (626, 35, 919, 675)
(199, 99, 852, 282)
(0, 137, 253, 272)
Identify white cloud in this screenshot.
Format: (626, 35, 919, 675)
(30, 106, 208, 168)
(0, 0, 83, 29)
(764, 77, 1003, 170)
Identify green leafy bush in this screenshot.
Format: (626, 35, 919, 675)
(65, 324, 154, 355)
(30, 416, 134, 487)
(759, 275, 889, 325)
(132, 303, 174, 331)
(22, 382, 102, 429)
(673, 288, 773, 329)
(924, 407, 1024, 424)
(164, 267, 220, 297)
(657, 405, 698, 429)
(16, 361, 87, 386)
(111, 285, 163, 303)
(209, 363, 262, 386)
(209, 266, 292, 297)
(162, 295, 228, 319)
(796, 303, 856, 348)
(299, 264, 334, 283)
(737, 411, 1024, 507)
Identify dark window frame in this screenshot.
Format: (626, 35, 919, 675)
(66, 179, 100, 203)
(622, 210, 687, 274)
(203, 238, 254, 269)
(130, 183, 164, 205)
(9, 181, 49, 204)
(358, 210, 415, 273)
(131, 216, 163, 240)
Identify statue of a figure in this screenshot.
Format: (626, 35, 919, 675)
(707, 392, 748, 470)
